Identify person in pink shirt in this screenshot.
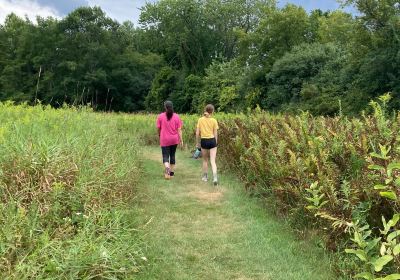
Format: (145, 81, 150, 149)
(156, 101, 183, 179)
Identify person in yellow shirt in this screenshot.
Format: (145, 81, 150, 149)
(196, 104, 219, 186)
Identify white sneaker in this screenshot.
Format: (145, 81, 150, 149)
(201, 174, 208, 182)
(213, 175, 218, 186)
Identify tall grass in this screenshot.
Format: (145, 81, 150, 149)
(216, 98, 400, 278)
(5, 103, 398, 278)
(0, 103, 145, 279)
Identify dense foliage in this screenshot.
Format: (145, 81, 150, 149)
(217, 96, 400, 278)
(0, 8, 163, 111)
(0, 0, 399, 115)
(0, 104, 145, 278)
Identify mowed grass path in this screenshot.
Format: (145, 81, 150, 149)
(135, 147, 336, 280)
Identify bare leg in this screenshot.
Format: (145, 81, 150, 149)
(201, 148, 209, 180)
(209, 147, 218, 183)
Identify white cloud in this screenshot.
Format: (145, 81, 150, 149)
(87, 0, 141, 23)
(0, 0, 61, 24)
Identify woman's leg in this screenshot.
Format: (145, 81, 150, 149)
(201, 148, 209, 181)
(169, 145, 178, 175)
(161, 146, 171, 178)
(209, 147, 218, 184)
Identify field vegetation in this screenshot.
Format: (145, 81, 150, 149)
(1, 99, 400, 278)
(217, 96, 400, 278)
(0, 103, 145, 279)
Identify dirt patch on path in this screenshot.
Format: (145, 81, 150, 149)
(188, 190, 224, 202)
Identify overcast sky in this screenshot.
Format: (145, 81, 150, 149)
(0, 0, 354, 25)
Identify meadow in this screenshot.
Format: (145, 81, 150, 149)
(1, 101, 400, 279)
(0, 103, 145, 279)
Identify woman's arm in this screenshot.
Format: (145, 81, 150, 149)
(196, 127, 200, 148)
(178, 127, 183, 147)
(214, 128, 218, 144)
(156, 115, 161, 137)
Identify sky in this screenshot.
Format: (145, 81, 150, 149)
(0, 0, 355, 25)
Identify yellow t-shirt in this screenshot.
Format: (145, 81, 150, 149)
(197, 116, 218, 139)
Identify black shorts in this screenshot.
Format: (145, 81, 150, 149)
(201, 138, 217, 150)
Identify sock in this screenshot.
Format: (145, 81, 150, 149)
(213, 173, 218, 182)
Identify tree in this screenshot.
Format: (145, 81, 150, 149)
(145, 66, 177, 112)
(197, 59, 245, 112)
(0, 7, 163, 112)
(253, 4, 310, 67)
(178, 74, 204, 113)
(317, 10, 355, 46)
(139, 0, 213, 74)
(263, 43, 346, 114)
(0, 14, 38, 102)
(342, 0, 400, 111)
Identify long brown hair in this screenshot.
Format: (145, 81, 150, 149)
(164, 100, 174, 121)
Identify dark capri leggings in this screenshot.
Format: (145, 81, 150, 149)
(161, 145, 178, 164)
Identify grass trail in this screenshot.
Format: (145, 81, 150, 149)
(136, 146, 336, 280)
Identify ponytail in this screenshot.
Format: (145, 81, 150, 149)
(164, 100, 174, 121)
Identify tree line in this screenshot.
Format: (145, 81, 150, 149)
(0, 0, 399, 115)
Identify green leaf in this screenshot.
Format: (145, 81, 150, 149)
(319, 201, 328, 207)
(380, 243, 387, 255)
(387, 230, 400, 242)
(306, 205, 317, 210)
(373, 255, 393, 272)
(380, 191, 397, 201)
(345, 249, 368, 261)
(360, 225, 370, 232)
(385, 178, 393, 184)
(374, 184, 388, 190)
(395, 178, 400, 187)
(382, 216, 388, 228)
(387, 163, 400, 177)
(388, 214, 400, 227)
(355, 272, 374, 279)
(352, 232, 363, 247)
(393, 244, 400, 256)
(366, 237, 381, 253)
(388, 163, 400, 172)
(376, 274, 400, 280)
(368, 164, 385, 170)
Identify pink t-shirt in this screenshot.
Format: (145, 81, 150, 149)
(157, 113, 183, 147)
